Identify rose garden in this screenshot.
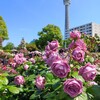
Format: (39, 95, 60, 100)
(0, 16, 100, 100)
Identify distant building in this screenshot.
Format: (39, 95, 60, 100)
(65, 22, 100, 38)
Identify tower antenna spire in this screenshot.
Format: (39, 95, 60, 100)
(63, 0, 71, 39)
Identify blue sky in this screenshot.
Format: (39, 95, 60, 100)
(1, 0, 100, 46)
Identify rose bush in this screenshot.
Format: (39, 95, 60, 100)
(0, 31, 99, 100)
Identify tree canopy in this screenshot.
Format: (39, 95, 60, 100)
(0, 16, 8, 40)
(35, 24, 63, 50)
(0, 16, 9, 47)
(3, 42, 14, 50)
(26, 42, 38, 52)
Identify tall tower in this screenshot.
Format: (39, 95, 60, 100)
(63, 0, 70, 39)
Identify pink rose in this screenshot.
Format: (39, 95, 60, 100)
(14, 53, 26, 64)
(9, 69, 17, 74)
(79, 63, 97, 81)
(35, 76, 45, 90)
(14, 75, 25, 85)
(75, 39, 87, 52)
(2, 66, 7, 71)
(63, 78, 83, 97)
(45, 50, 56, 58)
(10, 62, 16, 68)
(29, 58, 35, 64)
(70, 30, 81, 39)
(45, 40, 59, 51)
(51, 60, 70, 78)
(42, 55, 47, 62)
(72, 47, 85, 62)
(68, 40, 76, 49)
(46, 52, 61, 66)
(33, 51, 42, 56)
(24, 64, 29, 70)
(17, 53, 24, 58)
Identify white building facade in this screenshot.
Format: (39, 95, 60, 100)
(65, 22, 100, 38)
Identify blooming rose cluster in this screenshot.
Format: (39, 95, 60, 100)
(44, 40, 70, 78)
(42, 40, 84, 97)
(41, 31, 97, 98)
(14, 53, 26, 65)
(69, 31, 87, 63)
(69, 31, 97, 81)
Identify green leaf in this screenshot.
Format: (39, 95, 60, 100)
(43, 92, 55, 99)
(85, 57, 89, 62)
(57, 90, 74, 100)
(0, 76, 8, 85)
(72, 71, 78, 78)
(8, 86, 19, 94)
(72, 72, 84, 82)
(46, 72, 54, 82)
(26, 74, 35, 81)
(30, 94, 37, 100)
(0, 83, 3, 89)
(95, 75, 100, 85)
(74, 92, 88, 100)
(85, 56, 94, 63)
(88, 57, 94, 63)
(87, 85, 100, 99)
(52, 81, 61, 90)
(1, 73, 9, 76)
(75, 65, 80, 69)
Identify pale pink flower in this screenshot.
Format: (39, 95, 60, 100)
(35, 76, 45, 90)
(70, 30, 81, 39)
(29, 58, 35, 64)
(24, 64, 29, 70)
(14, 75, 25, 85)
(45, 40, 59, 51)
(75, 39, 87, 52)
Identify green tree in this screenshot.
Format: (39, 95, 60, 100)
(26, 42, 38, 51)
(63, 38, 72, 48)
(35, 24, 63, 50)
(3, 42, 14, 50)
(0, 16, 9, 48)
